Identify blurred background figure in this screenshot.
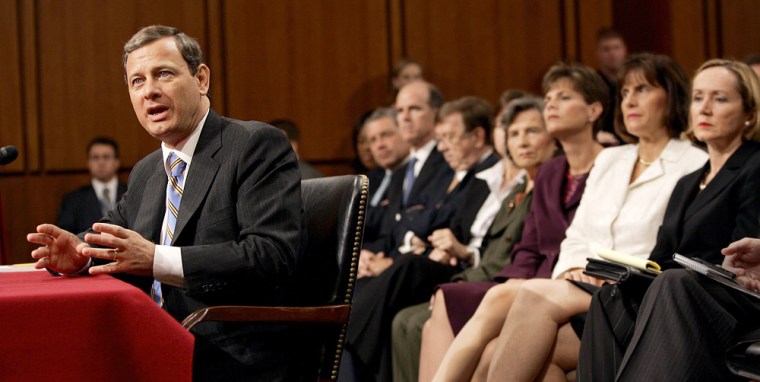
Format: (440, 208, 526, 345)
(392, 59, 425, 93)
(744, 54, 760, 77)
(57, 137, 127, 234)
(270, 119, 323, 179)
(595, 27, 628, 145)
(352, 110, 380, 174)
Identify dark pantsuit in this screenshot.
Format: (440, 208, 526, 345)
(593, 270, 758, 381)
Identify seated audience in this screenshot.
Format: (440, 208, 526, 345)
(421, 62, 608, 382)
(343, 96, 500, 382)
(392, 94, 555, 382)
(360, 108, 410, 268)
(485, 53, 710, 382)
(57, 137, 127, 234)
(358, 80, 452, 276)
(577, 58, 760, 381)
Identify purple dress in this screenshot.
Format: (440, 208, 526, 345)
(440, 155, 588, 334)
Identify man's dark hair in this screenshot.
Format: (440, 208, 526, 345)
(597, 27, 624, 43)
(426, 82, 445, 109)
(87, 137, 120, 159)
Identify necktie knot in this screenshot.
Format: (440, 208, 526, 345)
(168, 152, 186, 178)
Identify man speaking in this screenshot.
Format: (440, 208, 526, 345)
(26, 25, 302, 380)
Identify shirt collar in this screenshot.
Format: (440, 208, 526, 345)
(161, 109, 209, 176)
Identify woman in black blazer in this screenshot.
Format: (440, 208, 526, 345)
(577, 59, 760, 381)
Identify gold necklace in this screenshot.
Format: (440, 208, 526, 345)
(637, 157, 654, 166)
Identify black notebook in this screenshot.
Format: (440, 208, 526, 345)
(673, 253, 760, 300)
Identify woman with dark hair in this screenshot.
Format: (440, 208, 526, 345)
(420, 62, 608, 382)
(577, 58, 760, 382)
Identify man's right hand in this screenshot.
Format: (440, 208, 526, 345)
(27, 224, 90, 275)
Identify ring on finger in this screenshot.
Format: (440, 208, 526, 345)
(111, 248, 119, 261)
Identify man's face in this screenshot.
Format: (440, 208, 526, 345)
(437, 113, 482, 172)
(125, 37, 210, 148)
(596, 37, 627, 72)
(87, 144, 120, 182)
(395, 82, 437, 149)
(392, 63, 423, 90)
(365, 117, 410, 170)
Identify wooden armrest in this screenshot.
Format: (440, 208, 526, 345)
(182, 304, 351, 330)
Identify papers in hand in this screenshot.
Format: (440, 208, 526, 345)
(595, 248, 661, 275)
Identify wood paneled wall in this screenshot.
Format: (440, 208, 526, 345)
(0, 0, 758, 264)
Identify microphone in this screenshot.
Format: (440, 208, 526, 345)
(0, 146, 18, 165)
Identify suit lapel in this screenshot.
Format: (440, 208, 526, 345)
(410, 148, 445, 199)
(173, 111, 223, 243)
(134, 161, 167, 243)
(488, 181, 528, 235)
(684, 141, 757, 222)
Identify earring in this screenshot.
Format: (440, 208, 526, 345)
(747, 121, 752, 127)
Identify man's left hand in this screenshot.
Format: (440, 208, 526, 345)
(81, 223, 156, 276)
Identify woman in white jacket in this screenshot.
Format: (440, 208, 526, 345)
(484, 53, 709, 381)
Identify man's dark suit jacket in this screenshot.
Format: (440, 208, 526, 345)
(363, 147, 453, 253)
(363, 168, 399, 247)
(100, 109, 303, 380)
(387, 152, 501, 257)
(57, 183, 127, 234)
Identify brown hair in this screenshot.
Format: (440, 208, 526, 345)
(542, 63, 609, 135)
(614, 53, 691, 143)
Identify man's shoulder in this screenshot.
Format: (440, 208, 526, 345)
(62, 184, 95, 200)
(219, 116, 280, 136)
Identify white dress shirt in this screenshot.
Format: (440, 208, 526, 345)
(153, 109, 210, 287)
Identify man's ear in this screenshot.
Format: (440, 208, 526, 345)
(195, 64, 211, 96)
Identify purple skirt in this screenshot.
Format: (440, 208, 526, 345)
(440, 281, 499, 335)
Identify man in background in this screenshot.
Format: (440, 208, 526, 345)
(57, 137, 127, 233)
(270, 118, 323, 179)
(359, 107, 410, 275)
(595, 27, 627, 145)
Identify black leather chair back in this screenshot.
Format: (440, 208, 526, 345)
(289, 175, 367, 380)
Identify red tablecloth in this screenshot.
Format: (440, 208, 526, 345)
(0, 270, 193, 381)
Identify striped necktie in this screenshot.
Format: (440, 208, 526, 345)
(152, 152, 187, 306)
